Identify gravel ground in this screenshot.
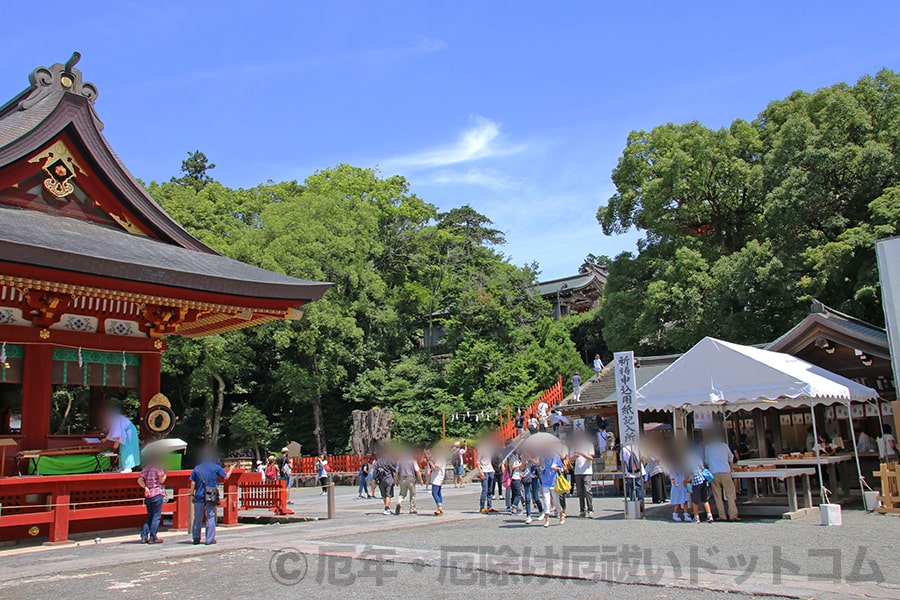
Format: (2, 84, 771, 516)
(1, 485, 897, 599)
(0, 548, 787, 600)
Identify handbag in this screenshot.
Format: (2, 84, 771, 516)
(701, 469, 714, 484)
(502, 470, 512, 489)
(200, 466, 221, 506)
(554, 473, 572, 494)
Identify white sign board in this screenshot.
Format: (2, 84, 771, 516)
(573, 418, 585, 432)
(614, 351, 640, 448)
(693, 408, 716, 430)
(876, 237, 900, 392)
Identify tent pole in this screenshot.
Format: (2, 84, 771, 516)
(845, 401, 866, 493)
(810, 401, 827, 504)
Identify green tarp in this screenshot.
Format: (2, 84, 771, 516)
(26, 453, 112, 475)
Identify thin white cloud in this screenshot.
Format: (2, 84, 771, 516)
(422, 168, 521, 190)
(384, 116, 526, 170)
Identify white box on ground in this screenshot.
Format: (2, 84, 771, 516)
(820, 503, 842, 526)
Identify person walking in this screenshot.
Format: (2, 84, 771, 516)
(705, 433, 740, 521)
(506, 451, 523, 514)
(520, 452, 543, 525)
(477, 441, 496, 513)
(357, 460, 372, 499)
(137, 453, 167, 544)
(276, 448, 290, 484)
(571, 432, 594, 518)
(492, 447, 504, 499)
(537, 399, 550, 432)
(315, 454, 329, 495)
(514, 409, 526, 436)
(428, 448, 447, 515)
(538, 450, 565, 527)
(572, 373, 582, 402)
(592, 354, 604, 380)
(527, 413, 540, 435)
(451, 441, 467, 487)
(190, 452, 236, 545)
(372, 450, 397, 515)
(396, 451, 423, 514)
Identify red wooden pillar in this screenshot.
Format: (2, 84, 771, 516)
(139, 352, 161, 438)
(21, 344, 52, 450)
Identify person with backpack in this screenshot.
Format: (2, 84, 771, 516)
(189, 451, 235, 545)
(372, 449, 397, 515)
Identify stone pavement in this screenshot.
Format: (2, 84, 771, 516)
(1, 484, 897, 599)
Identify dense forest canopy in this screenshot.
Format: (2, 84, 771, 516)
(147, 162, 585, 457)
(597, 69, 900, 354)
(147, 68, 900, 458)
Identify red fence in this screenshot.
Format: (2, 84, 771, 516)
(0, 470, 244, 543)
(237, 472, 293, 515)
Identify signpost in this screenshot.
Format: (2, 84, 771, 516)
(614, 351, 642, 518)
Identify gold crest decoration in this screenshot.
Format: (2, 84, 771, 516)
(28, 140, 86, 198)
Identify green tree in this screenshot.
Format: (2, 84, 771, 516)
(172, 150, 216, 191)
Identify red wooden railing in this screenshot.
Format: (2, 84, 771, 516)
(237, 472, 293, 515)
(496, 374, 564, 443)
(0, 470, 244, 543)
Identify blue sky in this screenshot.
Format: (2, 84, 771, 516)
(2, 2, 900, 279)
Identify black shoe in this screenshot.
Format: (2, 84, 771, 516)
(192, 539, 201, 545)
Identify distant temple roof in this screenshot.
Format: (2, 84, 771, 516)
(535, 270, 606, 298)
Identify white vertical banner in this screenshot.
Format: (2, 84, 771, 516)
(876, 237, 900, 393)
(614, 351, 640, 448)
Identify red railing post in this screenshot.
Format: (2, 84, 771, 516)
(173, 479, 191, 530)
(48, 484, 69, 543)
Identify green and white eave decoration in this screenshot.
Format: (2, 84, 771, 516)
(53, 347, 140, 387)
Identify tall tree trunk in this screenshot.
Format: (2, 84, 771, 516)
(311, 356, 327, 455)
(211, 373, 225, 443)
(204, 392, 213, 443)
(311, 390, 327, 455)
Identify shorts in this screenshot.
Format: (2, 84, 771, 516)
(691, 482, 710, 505)
(378, 480, 394, 498)
(454, 465, 464, 477)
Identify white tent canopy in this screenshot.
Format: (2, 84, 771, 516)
(637, 337, 878, 412)
(636, 336, 879, 504)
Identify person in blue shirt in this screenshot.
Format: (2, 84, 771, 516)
(538, 451, 565, 528)
(190, 451, 235, 545)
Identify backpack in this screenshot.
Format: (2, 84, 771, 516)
(373, 461, 391, 485)
(265, 463, 278, 479)
(451, 451, 461, 467)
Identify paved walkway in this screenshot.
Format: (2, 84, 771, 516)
(1, 485, 898, 599)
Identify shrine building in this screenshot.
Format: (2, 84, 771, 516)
(0, 53, 330, 472)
